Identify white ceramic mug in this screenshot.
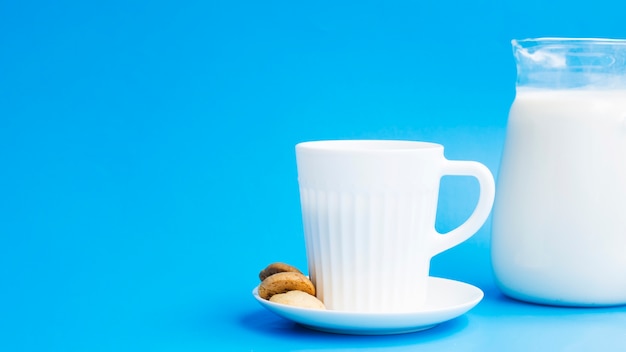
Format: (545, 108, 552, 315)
(295, 140, 495, 313)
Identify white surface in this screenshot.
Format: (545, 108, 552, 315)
(252, 276, 484, 335)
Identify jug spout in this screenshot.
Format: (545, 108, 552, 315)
(512, 37, 626, 89)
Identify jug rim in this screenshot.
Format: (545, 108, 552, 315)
(513, 37, 626, 46)
(512, 37, 626, 88)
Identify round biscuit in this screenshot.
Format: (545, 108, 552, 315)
(269, 290, 326, 310)
(258, 262, 302, 281)
(258, 271, 315, 300)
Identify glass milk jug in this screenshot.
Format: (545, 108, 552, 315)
(492, 38, 626, 306)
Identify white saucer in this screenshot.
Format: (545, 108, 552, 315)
(252, 276, 483, 335)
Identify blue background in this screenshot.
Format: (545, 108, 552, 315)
(2, 0, 626, 351)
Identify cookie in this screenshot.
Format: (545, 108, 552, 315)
(269, 290, 326, 310)
(258, 262, 302, 281)
(258, 271, 315, 300)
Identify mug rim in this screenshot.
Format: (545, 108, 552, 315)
(296, 140, 443, 152)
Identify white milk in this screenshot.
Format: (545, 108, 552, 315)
(492, 88, 626, 305)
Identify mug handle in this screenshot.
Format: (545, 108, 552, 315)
(429, 159, 496, 256)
